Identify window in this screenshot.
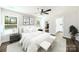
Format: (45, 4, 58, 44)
(5, 16, 17, 29)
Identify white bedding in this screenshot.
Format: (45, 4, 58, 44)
(19, 31, 55, 52)
(19, 31, 43, 50)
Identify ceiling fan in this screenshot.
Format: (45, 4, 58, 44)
(40, 9, 51, 15)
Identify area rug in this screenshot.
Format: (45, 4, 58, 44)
(7, 42, 23, 52)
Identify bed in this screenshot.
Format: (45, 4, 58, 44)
(19, 31, 56, 52)
(7, 33, 66, 52)
(7, 26, 66, 52)
(7, 31, 66, 52)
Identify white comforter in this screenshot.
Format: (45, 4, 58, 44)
(19, 31, 55, 52)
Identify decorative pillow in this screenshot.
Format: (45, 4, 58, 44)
(21, 26, 37, 33)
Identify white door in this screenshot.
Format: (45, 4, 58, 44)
(56, 17, 64, 32)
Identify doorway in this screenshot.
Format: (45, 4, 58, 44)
(56, 17, 64, 33)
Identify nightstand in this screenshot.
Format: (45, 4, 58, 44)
(10, 33, 21, 43)
(38, 29, 43, 31)
(45, 29, 49, 32)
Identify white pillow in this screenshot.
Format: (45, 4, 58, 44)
(40, 41, 51, 51)
(22, 26, 37, 33)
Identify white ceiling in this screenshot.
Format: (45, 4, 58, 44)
(1, 6, 79, 16)
(1, 6, 55, 15)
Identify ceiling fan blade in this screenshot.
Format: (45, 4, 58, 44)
(44, 9, 51, 13)
(40, 9, 51, 15)
(46, 9, 51, 11)
(41, 9, 44, 13)
(44, 12, 49, 14)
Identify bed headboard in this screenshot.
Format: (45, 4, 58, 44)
(19, 26, 38, 33)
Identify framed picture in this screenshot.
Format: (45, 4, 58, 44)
(5, 16, 17, 24)
(5, 16, 17, 29)
(23, 18, 30, 25)
(23, 16, 30, 25)
(23, 16, 34, 25)
(29, 17, 34, 25)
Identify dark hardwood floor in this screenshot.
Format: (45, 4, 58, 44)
(0, 38, 79, 52)
(66, 38, 79, 52)
(0, 41, 10, 52)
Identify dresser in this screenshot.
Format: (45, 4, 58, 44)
(10, 33, 21, 43)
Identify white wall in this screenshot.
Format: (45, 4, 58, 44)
(1, 8, 23, 29)
(64, 10, 79, 37)
(1, 8, 35, 31)
(0, 8, 1, 45)
(0, 8, 1, 31)
(49, 16, 56, 34)
(49, 7, 79, 37)
(1, 8, 24, 42)
(0, 8, 1, 25)
(1, 8, 35, 43)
